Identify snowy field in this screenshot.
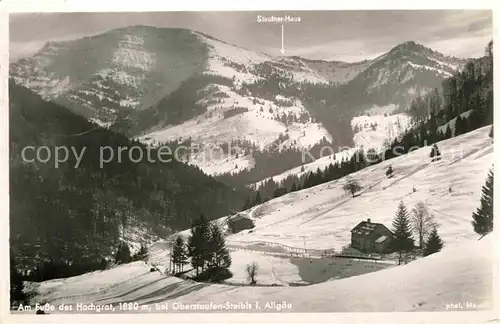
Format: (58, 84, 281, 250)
(21, 231, 494, 314)
(19, 126, 495, 314)
(351, 112, 413, 151)
(146, 243, 394, 287)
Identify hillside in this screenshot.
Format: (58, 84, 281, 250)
(226, 126, 492, 251)
(337, 41, 466, 109)
(9, 82, 246, 276)
(10, 26, 209, 122)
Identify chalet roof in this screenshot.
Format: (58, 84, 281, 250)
(229, 214, 253, 222)
(350, 219, 391, 236)
(375, 235, 388, 243)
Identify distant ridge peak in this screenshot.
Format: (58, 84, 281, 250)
(391, 40, 426, 52)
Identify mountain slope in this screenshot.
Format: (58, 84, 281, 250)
(11, 29, 468, 180)
(274, 56, 373, 85)
(9, 81, 246, 274)
(10, 26, 209, 121)
(332, 41, 467, 111)
(227, 126, 492, 251)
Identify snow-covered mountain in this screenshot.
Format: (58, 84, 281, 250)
(269, 56, 372, 85)
(325, 41, 468, 119)
(10, 26, 212, 122)
(10, 27, 468, 177)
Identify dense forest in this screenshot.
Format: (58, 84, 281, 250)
(9, 81, 247, 279)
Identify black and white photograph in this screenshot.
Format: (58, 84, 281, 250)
(4, 6, 497, 321)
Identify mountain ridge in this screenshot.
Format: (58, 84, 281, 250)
(10, 26, 469, 179)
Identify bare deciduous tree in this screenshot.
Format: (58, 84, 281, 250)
(246, 262, 259, 285)
(343, 177, 362, 197)
(411, 202, 437, 248)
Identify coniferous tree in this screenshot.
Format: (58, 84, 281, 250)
(10, 254, 26, 307)
(428, 116, 439, 143)
(242, 197, 252, 210)
(172, 235, 188, 274)
(355, 149, 367, 170)
(187, 229, 202, 275)
(187, 216, 210, 275)
(472, 168, 494, 236)
(115, 242, 132, 265)
(132, 244, 149, 262)
(423, 227, 443, 256)
(255, 192, 262, 205)
(366, 148, 380, 165)
(208, 223, 231, 268)
(198, 216, 212, 269)
(444, 125, 452, 139)
(455, 115, 464, 136)
(391, 201, 415, 265)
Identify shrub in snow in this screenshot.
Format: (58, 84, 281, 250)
(430, 144, 441, 162)
(194, 266, 233, 283)
(386, 165, 394, 178)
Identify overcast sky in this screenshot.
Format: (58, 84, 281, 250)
(9, 10, 492, 62)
